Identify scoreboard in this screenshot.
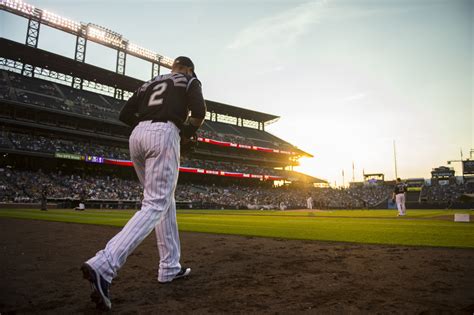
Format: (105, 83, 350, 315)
(463, 160, 474, 175)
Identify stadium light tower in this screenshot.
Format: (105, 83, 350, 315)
(0, 0, 175, 97)
(447, 149, 473, 164)
(393, 140, 398, 179)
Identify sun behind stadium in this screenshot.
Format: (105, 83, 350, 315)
(0, 0, 473, 313)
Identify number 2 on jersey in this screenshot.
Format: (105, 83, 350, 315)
(148, 82, 168, 107)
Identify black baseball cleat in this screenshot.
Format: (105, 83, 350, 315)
(81, 263, 112, 310)
(159, 267, 191, 283)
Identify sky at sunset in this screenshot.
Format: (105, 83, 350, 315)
(1, 0, 472, 185)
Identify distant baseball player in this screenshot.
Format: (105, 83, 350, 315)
(307, 196, 313, 209)
(393, 178, 407, 216)
(81, 56, 206, 310)
(75, 188, 87, 211)
(40, 184, 48, 211)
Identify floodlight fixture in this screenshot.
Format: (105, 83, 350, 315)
(0, 0, 35, 16)
(42, 10, 81, 32)
(86, 23, 126, 49)
(127, 42, 157, 60)
(1, 0, 175, 68)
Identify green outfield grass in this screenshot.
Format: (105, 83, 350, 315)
(1, 208, 473, 248)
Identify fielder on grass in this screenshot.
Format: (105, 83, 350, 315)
(393, 178, 407, 216)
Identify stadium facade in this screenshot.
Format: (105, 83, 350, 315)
(2, 0, 473, 210)
(0, 1, 328, 209)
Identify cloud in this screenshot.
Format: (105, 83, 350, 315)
(227, 0, 328, 50)
(227, 0, 416, 51)
(341, 92, 367, 102)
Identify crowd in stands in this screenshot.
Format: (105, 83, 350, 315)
(7, 72, 62, 98)
(181, 158, 285, 177)
(4, 71, 120, 120)
(466, 181, 474, 194)
(0, 75, 10, 100)
(1, 70, 295, 151)
(0, 86, 10, 100)
(0, 168, 141, 203)
(345, 185, 394, 208)
(198, 129, 247, 146)
(4, 131, 285, 176)
(16, 91, 69, 112)
(197, 128, 295, 152)
(1, 168, 393, 209)
(421, 183, 466, 203)
(178, 184, 378, 209)
(61, 89, 118, 120)
(6, 131, 129, 160)
(2, 168, 473, 209)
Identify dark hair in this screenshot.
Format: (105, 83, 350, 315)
(397, 178, 401, 181)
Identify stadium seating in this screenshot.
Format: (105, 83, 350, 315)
(3, 130, 285, 175)
(7, 72, 62, 98)
(0, 70, 295, 151)
(0, 168, 392, 209)
(2, 164, 471, 209)
(16, 91, 67, 112)
(0, 85, 10, 100)
(422, 184, 465, 202)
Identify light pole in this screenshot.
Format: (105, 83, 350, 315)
(393, 140, 398, 179)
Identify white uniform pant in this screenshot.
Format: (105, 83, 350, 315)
(87, 121, 181, 283)
(395, 193, 406, 215)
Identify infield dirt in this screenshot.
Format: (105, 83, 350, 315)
(1, 218, 473, 314)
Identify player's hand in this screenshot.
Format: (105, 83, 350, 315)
(181, 124, 199, 138)
(180, 135, 197, 154)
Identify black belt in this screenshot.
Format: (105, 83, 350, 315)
(151, 119, 170, 123)
(150, 119, 181, 129)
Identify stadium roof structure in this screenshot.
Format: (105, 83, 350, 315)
(0, 0, 312, 157)
(0, 0, 174, 68)
(0, 38, 143, 91)
(0, 0, 285, 124)
(205, 100, 279, 124)
(0, 38, 280, 125)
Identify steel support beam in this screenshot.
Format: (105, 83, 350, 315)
(72, 26, 87, 89)
(23, 18, 41, 77)
(114, 49, 127, 99)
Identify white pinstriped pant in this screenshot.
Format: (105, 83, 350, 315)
(396, 193, 406, 215)
(87, 121, 182, 283)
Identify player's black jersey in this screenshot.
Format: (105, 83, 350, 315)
(119, 73, 206, 128)
(394, 183, 406, 194)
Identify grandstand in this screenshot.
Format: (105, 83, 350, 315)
(0, 41, 317, 176)
(0, 1, 329, 209)
(1, 1, 473, 211)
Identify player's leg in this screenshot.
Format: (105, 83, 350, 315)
(395, 194, 402, 215)
(155, 196, 182, 282)
(154, 125, 181, 282)
(401, 194, 406, 215)
(85, 123, 180, 283)
(129, 126, 146, 186)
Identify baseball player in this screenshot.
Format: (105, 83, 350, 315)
(392, 178, 407, 216)
(81, 56, 206, 310)
(307, 196, 313, 209)
(40, 184, 48, 211)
